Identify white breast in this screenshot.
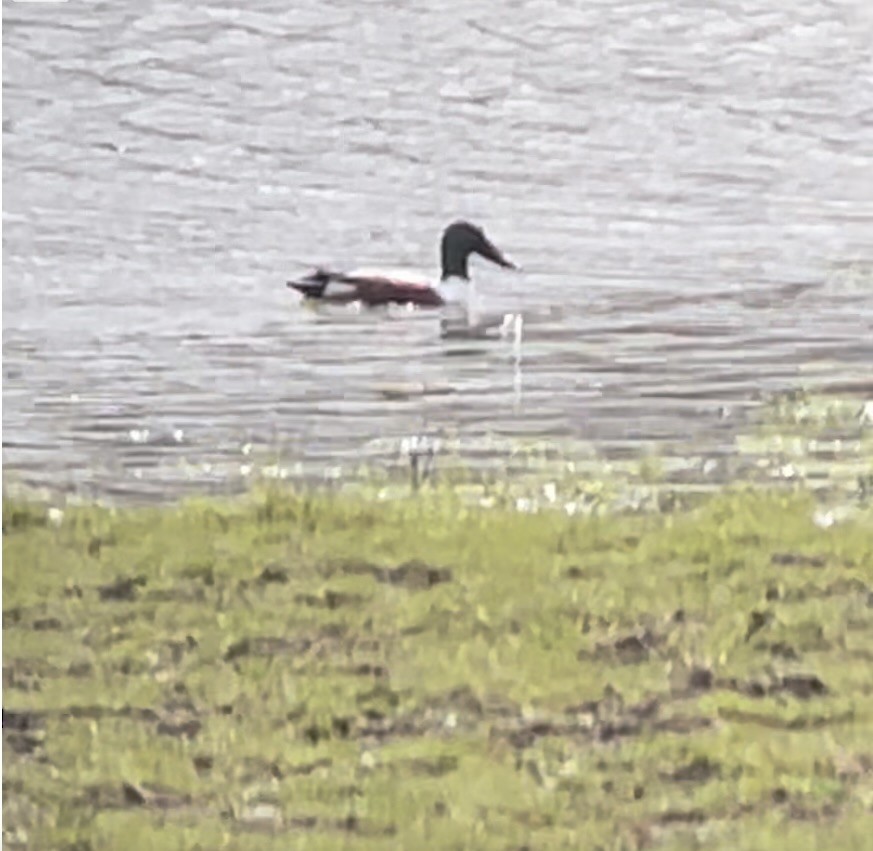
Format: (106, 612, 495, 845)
(438, 276, 472, 305)
(437, 276, 474, 336)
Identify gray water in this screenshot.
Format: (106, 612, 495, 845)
(3, 0, 873, 501)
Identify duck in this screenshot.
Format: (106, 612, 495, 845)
(286, 220, 516, 309)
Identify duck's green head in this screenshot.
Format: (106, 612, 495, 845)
(440, 221, 515, 280)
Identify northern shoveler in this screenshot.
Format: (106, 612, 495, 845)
(286, 220, 515, 309)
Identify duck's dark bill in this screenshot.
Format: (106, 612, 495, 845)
(479, 237, 516, 269)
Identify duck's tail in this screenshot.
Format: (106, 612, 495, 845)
(286, 268, 335, 299)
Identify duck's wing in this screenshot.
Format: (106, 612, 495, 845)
(346, 267, 433, 288)
(288, 268, 443, 307)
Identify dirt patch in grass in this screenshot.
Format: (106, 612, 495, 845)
(717, 706, 856, 731)
(663, 755, 721, 784)
(223, 632, 334, 663)
(117, 782, 192, 811)
(771, 552, 828, 569)
(721, 672, 829, 700)
(257, 565, 290, 584)
(329, 558, 453, 590)
(97, 574, 147, 601)
(2, 710, 46, 757)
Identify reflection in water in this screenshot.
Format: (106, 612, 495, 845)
(2, 0, 872, 501)
(513, 314, 524, 413)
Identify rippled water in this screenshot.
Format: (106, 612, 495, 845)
(4, 0, 873, 500)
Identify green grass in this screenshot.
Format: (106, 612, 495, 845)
(4, 483, 873, 850)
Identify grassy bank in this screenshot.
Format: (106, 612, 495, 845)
(3, 484, 873, 850)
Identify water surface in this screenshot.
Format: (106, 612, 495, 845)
(4, 0, 873, 500)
